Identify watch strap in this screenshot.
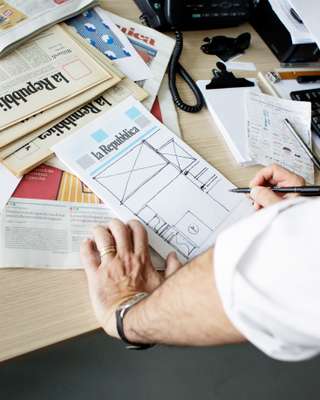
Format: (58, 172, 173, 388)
(116, 293, 155, 350)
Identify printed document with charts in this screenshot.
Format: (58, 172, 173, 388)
(53, 97, 252, 262)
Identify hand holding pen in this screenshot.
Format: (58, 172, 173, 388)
(231, 164, 306, 210)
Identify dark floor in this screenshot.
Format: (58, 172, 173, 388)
(1, 329, 319, 400)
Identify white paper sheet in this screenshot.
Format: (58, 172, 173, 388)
(53, 97, 252, 263)
(246, 92, 314, 183)
(224, 61, 257, 71)
(0, 163, 21, 211)
(197, 80, 259, 166)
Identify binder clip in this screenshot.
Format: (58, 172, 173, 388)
(206, 62, 255, 90)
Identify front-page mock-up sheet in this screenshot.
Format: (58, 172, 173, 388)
(53, 97, 252, 262)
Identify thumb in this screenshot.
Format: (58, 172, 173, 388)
(80, 239, 99, 280)
(250, 186, 281, 208)
(165, 252, 183, 278)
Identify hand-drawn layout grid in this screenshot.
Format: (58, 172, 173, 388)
(94, 136, 236, 259)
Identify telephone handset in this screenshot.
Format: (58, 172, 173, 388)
(133, 0, 253, 31)
(133, 1, 254, 113)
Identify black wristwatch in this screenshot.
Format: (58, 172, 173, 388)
(116, 292, 155, 350)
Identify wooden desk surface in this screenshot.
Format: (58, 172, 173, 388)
(0, 1, 280, 362)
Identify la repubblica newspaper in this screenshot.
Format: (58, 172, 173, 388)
(0, 0, 98, 56)
(0, 24, 116, 132)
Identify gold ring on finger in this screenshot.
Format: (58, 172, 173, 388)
(99, 246, 117, 258)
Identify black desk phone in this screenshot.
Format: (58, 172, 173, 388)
(133, 0, 254, 114)
(133, 0, 253, 31)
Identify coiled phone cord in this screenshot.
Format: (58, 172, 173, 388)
(168, 31, 205, 113)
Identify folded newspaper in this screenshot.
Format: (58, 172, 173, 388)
(0, 24, 119, 133)
(0, 0, 98, 57)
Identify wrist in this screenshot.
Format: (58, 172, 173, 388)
(116, 293, 155, 349)
(123, 298, 149, 344)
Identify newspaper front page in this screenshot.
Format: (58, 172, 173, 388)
(109, 12, 175, 110)
(0, 24, 113, 130)
(1, 78, 148, 176)
(0, 0, 98, 56)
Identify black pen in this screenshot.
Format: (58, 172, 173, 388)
(230, 186, 320, 196)
(297, 75, 320, 84)
(284, 119, 320, 170)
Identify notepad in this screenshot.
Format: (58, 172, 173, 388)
(197, 80, 260, 166)
(246, 92, 314, 183)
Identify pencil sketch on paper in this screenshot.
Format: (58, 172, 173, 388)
(93, 134, 237, 258)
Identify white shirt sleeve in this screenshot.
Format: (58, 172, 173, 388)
(214, 197, 320, 362)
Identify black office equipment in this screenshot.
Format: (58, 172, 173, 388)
(134, 0, 252, 31)
(291, 88, 320, 137)
(134, 1, 254, 113)
(201, 32, 251, 61)
(297, 76, 320, 84)
(251, 0, 320, 65)
(206, 62, 254, 89)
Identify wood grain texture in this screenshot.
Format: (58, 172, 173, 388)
(0, 1, 310, 362)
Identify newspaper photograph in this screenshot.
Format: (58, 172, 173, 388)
(13, 163, 101, 204)
(67, 7, 152, 82)
(110, 12, 175, 110)
(0, 24, 113, 131)
(0, 0, 98, 56)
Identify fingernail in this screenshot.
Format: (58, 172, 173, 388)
(250, 187, 260, 199)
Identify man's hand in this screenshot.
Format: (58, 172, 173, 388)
(249, 164, 305, 210)
(80, 219, 182, 338)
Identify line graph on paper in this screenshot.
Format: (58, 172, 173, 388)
(93, 134, 240, 259)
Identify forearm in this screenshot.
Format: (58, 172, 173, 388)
(125, 249, 245, 346)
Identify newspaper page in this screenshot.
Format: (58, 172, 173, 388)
(67, 7, 152, 82)
(0, 198, 113, 269)
(0, 24, 113, 131)
(0, 163, 164, 269)
(0, 0, 98, 56)
(109, 12, 175, 110)
(1, 78, 148, 176)
(53, 97, 252, 263)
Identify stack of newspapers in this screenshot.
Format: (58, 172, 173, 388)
(0, 5, 185, 269)
(0, 6, 176, 177)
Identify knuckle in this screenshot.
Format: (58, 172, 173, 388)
(108, 218, 122, 229)
(128, 219, 144, 231)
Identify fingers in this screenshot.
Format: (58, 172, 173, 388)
(165, 252, 183, 278)
(93, 225, 117, 265)
(80, 239, 100, 278)
(107, 219, 132, 257)
(250, 186, 282, 208)
(250, 165, 276, 187)
(127, 220, 149, 261)
(250, 164, 305, 188)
